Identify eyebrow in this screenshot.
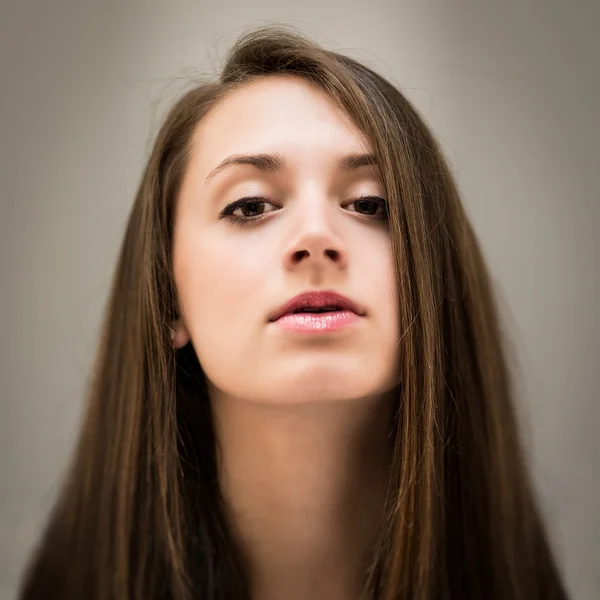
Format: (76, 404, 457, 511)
(204, 152, 378, 183)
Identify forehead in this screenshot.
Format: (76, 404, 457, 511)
(190, 76, 371, 168)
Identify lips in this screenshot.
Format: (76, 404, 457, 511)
(268, 290, 365, 322)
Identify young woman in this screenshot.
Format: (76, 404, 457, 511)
(19, 24, 568, 600)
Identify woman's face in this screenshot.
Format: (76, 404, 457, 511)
(172, 75, 400, 404)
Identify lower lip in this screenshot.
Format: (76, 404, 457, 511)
(272, 310, 361, 333)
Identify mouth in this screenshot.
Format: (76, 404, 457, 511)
(268, 290, 365, 333)
(289, 306, 344, 315)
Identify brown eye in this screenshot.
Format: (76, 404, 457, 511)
(237, 199, 269, 217)
(220, 197, 280, 228)
(346, 196, 388, 219)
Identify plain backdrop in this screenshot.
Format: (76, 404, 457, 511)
(1, 1, 598, 598)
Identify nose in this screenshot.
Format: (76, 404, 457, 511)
(282, 201, 348, 272)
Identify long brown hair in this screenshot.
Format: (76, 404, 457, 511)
(19, 24, 568, 600)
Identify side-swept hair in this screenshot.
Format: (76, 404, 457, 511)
(19, 24, 568, 600)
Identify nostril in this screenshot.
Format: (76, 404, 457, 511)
(292, 249, 309, 262)
(289, 248, 341, 264)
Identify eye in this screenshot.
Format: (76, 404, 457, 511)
(345, 196, 388, 219)
(219, 197, 280, 228)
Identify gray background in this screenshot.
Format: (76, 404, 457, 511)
(1, 1, 598, 598)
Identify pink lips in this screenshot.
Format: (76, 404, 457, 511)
(274, 310, 361, 333)
(268, 290, 365, 333)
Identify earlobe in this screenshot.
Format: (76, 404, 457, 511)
(171, 319, 190, 349)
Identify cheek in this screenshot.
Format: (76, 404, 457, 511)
(359, 234, 398, 323)
(174, 230, 270, 345)
(384, 246, 399, 322)
(371, 238, 400, 363)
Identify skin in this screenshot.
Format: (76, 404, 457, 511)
(172, 75, 400, 600)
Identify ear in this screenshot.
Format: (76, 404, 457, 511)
(171, 318, 190, 349)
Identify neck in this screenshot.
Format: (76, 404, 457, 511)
(210, 389, 397, 600)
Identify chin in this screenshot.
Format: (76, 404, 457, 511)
(261, 369, 392, 405)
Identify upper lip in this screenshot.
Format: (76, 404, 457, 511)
(268, 290, 366, 322)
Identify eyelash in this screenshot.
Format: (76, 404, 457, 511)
(219, 196, 388, 228)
